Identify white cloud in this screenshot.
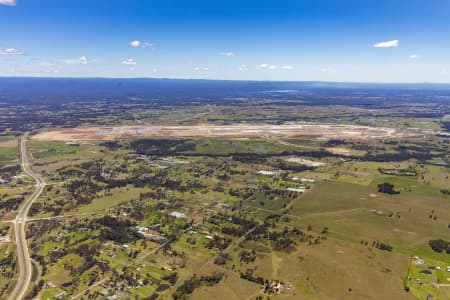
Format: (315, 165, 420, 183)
(409, 54, 418, 59)
(258, 64, 279, 70)
(320, 67, 337, 73)
(61, 56, 89, 65)
(441, 69, 448, 74)
(130, 40, 141, 48)
(39, 62, 56, 67)
(373, 40, 399, 48)
(220, 51, 234, 57)
(129, 40, 153, 48)
(281, 65, 293, 70)
(121, 58, 137, 65)
(79, 56, 88, 65)
(193, 66, 208, 71)
(0, 48, 25, 55)
(0, 0, 16, 6)
(238, 64, 248, 71)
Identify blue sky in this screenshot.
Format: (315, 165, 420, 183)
(1, 0, 450, 82)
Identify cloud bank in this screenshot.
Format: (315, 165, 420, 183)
(0, 0, 16, 6)
(129, 40, 153, 48)
(220, 51, 234, 57)
(122, 58, 137, 65)
(0, 48, 25, 55)
(373, 40, 399, 48)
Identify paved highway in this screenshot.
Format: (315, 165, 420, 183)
(8, 134, 45, 300)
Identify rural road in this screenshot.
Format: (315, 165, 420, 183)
(8, 134, 45, 300)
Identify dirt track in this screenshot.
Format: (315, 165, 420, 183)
(32, 122, 429, 142)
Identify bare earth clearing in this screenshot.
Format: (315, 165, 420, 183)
(284, 157, 327, 167)
(32, 122, 431, 141)
(0, 140, 18, 147)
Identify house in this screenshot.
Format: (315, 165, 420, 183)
(287, 187, 306, 193)
(257, 170, 277, 176)
(300, 178, 316, 183)
(292, 177, 315, 183)
(412, 256, 425, 265)
(135, 227, 166, 243)
(170, 211, 187, 219)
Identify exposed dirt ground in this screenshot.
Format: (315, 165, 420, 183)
(0, 139, 17, 147)
(32, 122, 430, 142)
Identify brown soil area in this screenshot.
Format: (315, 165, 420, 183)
(32, 122, 428, 142)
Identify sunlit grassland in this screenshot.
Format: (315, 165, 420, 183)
(189, 138, 297, 156)
(69, 185, 150, 214)
(280, 180, 450, 299)
(0, 147, 18, 167)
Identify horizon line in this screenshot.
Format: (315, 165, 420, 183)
(1, 75, 450, 85)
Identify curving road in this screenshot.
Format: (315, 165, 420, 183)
(8, 134, 45, 300)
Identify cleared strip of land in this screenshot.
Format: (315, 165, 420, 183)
(32, 122, 433, 141)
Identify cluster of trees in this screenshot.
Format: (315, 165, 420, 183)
(173, 273, 224, 300)
(90, 216, 141, 244)
(440, 189, 450, 195)
(0, 251, 15, 279)
(429, 239, 450, 253)
(377, 182, 400, 195)
(240, 269, 265, 285)
(220, 214, 258, 237)
(66, 178, 102, 205)
(0, 194, 25, 212)
(268, 227, 302, 252)
(214, 252, 230, 265)
(378, 168, 417, 176)
(239, 250, 256, 263)
(99, 141, 120, 151)
(205, 235, 232, 251)
(372, 240, 393, 252)
(365, 151, 434, 162)
(322, 139, 348, 147)
(130, 139, 196, 156)
(0, 164, 20, 178)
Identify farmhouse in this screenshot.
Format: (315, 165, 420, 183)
(257, 170, 277, 176)
(170, 211, 187, 219)
(412, 256, 425, 265)
(135, 226, 166, 243)
(287, 187, 306, 193)
(256, 170, 281, 176)
(292, 177, 316, 183)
